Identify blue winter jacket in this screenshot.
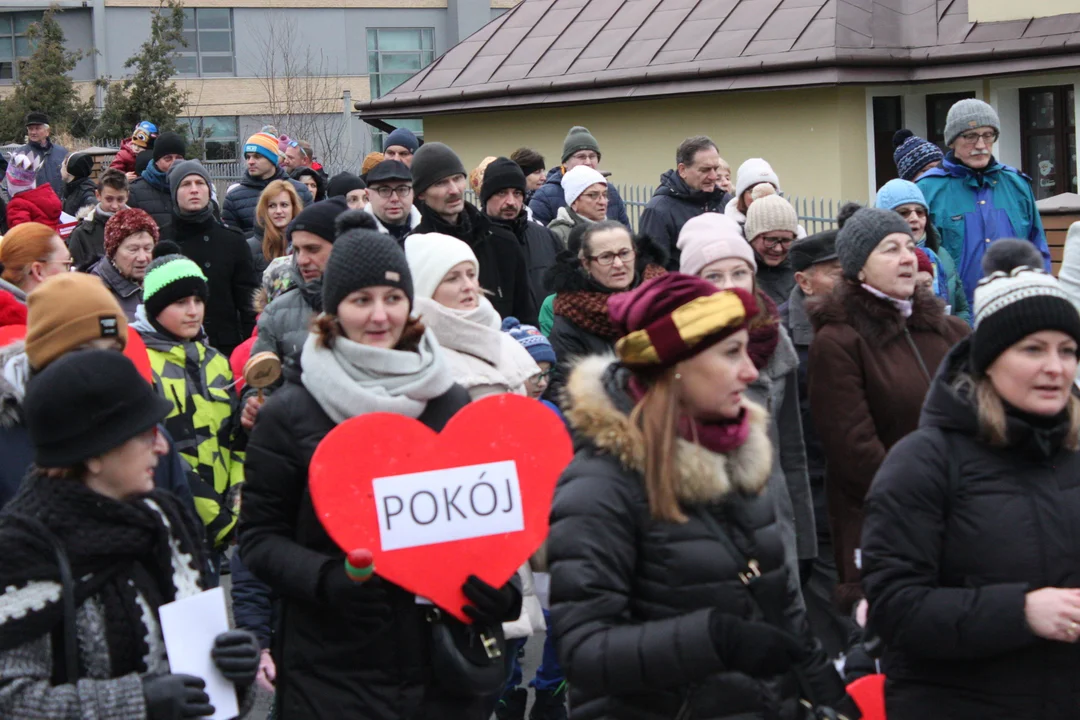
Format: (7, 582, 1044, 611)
(917, 153, 1050, 304)
(528, 167, 630, 228)
(221, 168, 313, 236)
(16, 139, 67, 197)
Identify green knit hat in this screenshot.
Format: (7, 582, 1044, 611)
(562, 126, 601, 163)
(143, 254, 209, 319)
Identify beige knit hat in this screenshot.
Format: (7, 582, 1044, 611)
(744, 187, 798, 243)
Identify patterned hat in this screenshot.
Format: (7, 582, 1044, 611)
(892, 130, 944, 182)
(244, 132, 280, 165)
(501, 317, 556, 365)
(104, 207, 160, 260)
(6, 152, 40, 195)
(143, 254, 209, 320)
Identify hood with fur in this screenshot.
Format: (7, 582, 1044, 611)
(564, 355, 773, 503)
(808, 279, 952, 346)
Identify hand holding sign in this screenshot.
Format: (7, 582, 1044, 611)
(309, 394, 572, 622)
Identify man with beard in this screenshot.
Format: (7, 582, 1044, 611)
(481, 157, 563, 309)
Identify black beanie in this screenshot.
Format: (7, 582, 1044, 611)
(327, 172, 366, 197)
(288, 197, 349, 245)
(410, 142, 466, 196)
(480, 157, 527, 207)
(153, 132, 186, 162)
(134, 149, 154, 176)
(322, 210, 414, 314)
(25, 350, 173, 467)
(66, 152, 94, 180)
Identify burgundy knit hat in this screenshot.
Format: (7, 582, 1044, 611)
(609, 273, 758, 369)
(914, 247, 934, 276)
(104, 208, 160, 260)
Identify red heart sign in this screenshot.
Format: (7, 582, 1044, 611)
(309, 393, 572, 622)
(125, 328, 154, 385)
(0, 324, 26, 348)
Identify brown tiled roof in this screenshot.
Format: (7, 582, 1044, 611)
(358, 0, 1080, 117)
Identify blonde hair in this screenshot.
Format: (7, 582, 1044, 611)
(255, 180, 302, 262)
(0, 222, 60, 287)
(627, 372, 688, 523)
(469, 156, 498, 195)
(953, 372, 1080, 450)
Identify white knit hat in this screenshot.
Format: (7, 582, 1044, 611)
(744, 192, 798, 242)
(735, 158, 780, 198)
(562, 165, 607, 206)
(677, 212, 756, 276)
(404, 232, 479, 300)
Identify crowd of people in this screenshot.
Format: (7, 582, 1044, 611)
(0, 94, 1078, 720)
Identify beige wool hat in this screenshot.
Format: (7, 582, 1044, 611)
(744, 187, 798, 243)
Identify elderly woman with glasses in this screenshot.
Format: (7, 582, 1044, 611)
(743, 186, 803, 304)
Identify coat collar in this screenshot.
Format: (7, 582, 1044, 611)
(785, 287, 814, 347)
(808, 279, 951, 346)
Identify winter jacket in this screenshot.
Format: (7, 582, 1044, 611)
(920, 222, 971, 324)
(364, 202, 421, 243)
(412, 201, 537, 325)
(0, 289, 25, 328)
(238, 363, 475, 720)
(755, 252, 796, 305)
(529, 167, 630, 227)
(639, 169, 730, 268)
(230, 549, 275, 650)
(548, 356, 851, 720)
(249, 263, 320, 367)
(172, 214, 258, 357)
(489, 210, 564, 310)
(917, 153, 1050, 303)
(134, 310, 245, 549)
(6, 185, 61, 230)
(862, 338, 1080, 720)
(246, 225, 289, 279)
(61, 176, 96, 217)
(90, 256, 142, 322)
(127, 174, 173, 241)
(807, 281, 970, 610)
(16, 139, 67, 197)
(110, 137, 138, 174)
(221, 169, 312, 235)
(547, 205, 593, 247)
(67, 206, 110, 269)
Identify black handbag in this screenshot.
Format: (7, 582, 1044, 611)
(426, 605, 508, 697)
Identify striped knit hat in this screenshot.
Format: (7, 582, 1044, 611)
(244, 132, 280, 165)
(971, 267, 1080, 374)
(143, 254, 209, 320)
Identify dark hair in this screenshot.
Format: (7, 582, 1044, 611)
(510, 147, 545, 171)
(98, 168, 129, 193)
(334, 208, 379, 237)
(37, 462, 90, 480)
(579, 220, 632, 259)
(313, 312, 426, 352)
(836, 202, 863, 229)
(981, 239, 1045, 276)
(676, 136, 717, 167)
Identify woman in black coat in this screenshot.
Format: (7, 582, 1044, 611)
(862, 267, 1080, 720)
(548, 273, 855, 720)
(238, 211, 521, 720)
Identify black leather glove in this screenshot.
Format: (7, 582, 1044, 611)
(461, 574, 522, 626)
(211, 630, 260, 687)
(709, 611, 810, 677)
(316, 560, 393, 628)
(142, 674, 214, 720)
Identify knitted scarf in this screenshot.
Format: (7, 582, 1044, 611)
(629, 375, 751, 454)
(141, 162, 169, 193)
(0, 475, 207, 677)
(748, 291, 781, 370)
(553, 264, 666, 341)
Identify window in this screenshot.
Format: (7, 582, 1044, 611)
(184, 116, 239, 161)
(0, 12, 42, 82)
(367, 28, 435, 99)
(926, 91, 977, 150)
(174, 8, 234, 77)
(1020, 86, 1077, 201)
(872, 96, 903, 188)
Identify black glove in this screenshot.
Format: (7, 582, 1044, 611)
(709, 611, 809, 677)
(142, 674, 214, 720)
(461, 574, 521, 626)
(316, 560, 393, 629)
(211, 630, 260, 687)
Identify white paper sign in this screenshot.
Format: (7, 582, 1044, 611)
(158, 587, 239, 720)
(374, 459, 524, 551)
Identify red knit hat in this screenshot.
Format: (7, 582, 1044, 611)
(914, 247, 934, 276)
(609, 273, 758, 369)
(104, 208, 160, 260)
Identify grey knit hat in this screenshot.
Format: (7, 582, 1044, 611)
(168, 159, 211, 206)
(322, 210, 414, 314)
(562, 126, 601, 163)
(410, 142, 467, 196)
(835, 207, 913, 280)
(944, 99, 1000, 147)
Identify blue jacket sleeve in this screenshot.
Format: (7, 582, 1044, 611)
(529, 184, 559, 226)
(154, 425, 198, 526)
(608, 185, 630, 227)
(230, 549, 275, 649)
(1027, 195, 1051, 272)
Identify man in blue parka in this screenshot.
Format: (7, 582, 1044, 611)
(917, 98, 1050, 304)
(529, 125, 631, 228)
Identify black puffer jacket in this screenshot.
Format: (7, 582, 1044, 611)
(67, 207, 109, 269)
(221, 169, 312, 236)
(239, 364, 473, 720)
(549, 357, 851, 720)
(862, 338, 1080, 720)
(127, 176, 174, 240)
(639, 169, 730, 269)
(489, 210, 564, 310)
(61, 176, 96, 217)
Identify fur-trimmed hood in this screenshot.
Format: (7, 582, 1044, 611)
(563, 355, 773, 504)
(808, 279, 953, 346)
(543, 232, 668, 295)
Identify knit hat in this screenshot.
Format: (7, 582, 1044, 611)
(25, 350, 173, 467)
(982, 238, 1047, 276)
(327, 172, 367, 197)
(404, 232, 479, 300)
(143, 254, 209, 321)
(66, 152, 94, 180)
(480, 157, 527, 206)
(153, 131, 186, 162)
(744, 191, 798, 242)
(288, 196, 348, 244)
(25, 273, 129, 371)
(168, 159, 211, 207)
(323, 210, 414, 313)
(971, 267, 1080, 375)
(875, 178, 928, 212)
(501, 317, 556, 365)
(677, 212, 756, 276)
(562, 165, 607, 206)
(789, 229, 838, 273)
(411, 142, 467, 196)
(610, 273, 758, 370)
(944, 99, 1000, 147)
(361, 152, 385, 176)
(104, 208, 160, 260)
(892, 130, 944, 182)
(153, 240, 181, 259)
(914, 248, 934, 276)
(24, 112, 48, 127)
(365, 160, 412, 185)
(5, 153, 39, 195)
(735, 158, 780, 198)
(384, 127, 420, 153)
(562, 126, 601, 163)
(835, 207, 914, 280)
(244, 132, 280, 165)
(132, 121, 158, 149)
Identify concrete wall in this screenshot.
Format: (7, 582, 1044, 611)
(422, 87, 872, 204)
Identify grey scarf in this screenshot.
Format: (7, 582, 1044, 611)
(300, 328, 454, 424)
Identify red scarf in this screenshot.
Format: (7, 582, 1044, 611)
(629, 376, 752, 454)
(748, 291, 780, 370)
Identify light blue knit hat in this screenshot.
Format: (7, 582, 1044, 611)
(875, 179, 927, 212)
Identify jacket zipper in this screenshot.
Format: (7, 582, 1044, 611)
(902, 327, 932, 385)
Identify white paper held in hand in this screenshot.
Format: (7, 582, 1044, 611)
(158, 587, 239, 720)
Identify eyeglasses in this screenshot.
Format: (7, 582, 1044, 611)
(529, 368, 553, 383)
(41, 257, 73, 269)
(579, 190, 607, 202)
(759, 236, 795, 249)
(958, 130, 998, 145)
(588, 248, 635, 266)
(287, 140, 311, 159)
(570, 151, 598, 163)
(371, 185, 413, 198)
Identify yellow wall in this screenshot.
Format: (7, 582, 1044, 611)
(422, 86, 870, 204)
(968, 0, 1077, 22)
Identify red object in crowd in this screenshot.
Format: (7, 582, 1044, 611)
(111, 137, 138, 174)
(124, 328, 154, 384)
(847, 674, 886, 720)
(6, 185, 62, 231)
(345, 549, 375, 583)
(0, 293, 27, 328)
(0, 323, 26, 347)
(229, 332, 258, 396)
